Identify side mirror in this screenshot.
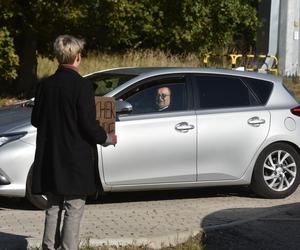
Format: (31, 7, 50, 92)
(116, 99, 133, 114)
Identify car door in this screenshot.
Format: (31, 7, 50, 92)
(100, 75, 197, 185)
(192, 75, 271, 181)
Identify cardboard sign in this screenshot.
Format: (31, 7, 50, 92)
(95, 97, 116, 134)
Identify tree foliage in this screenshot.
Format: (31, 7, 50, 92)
(84, 0, 258, 54)
(0, 0, 89, 93)
(0, 0, 259, 94)
(0, 27, 19, 81)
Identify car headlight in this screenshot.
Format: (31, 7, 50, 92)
(0, 132, 27, 147)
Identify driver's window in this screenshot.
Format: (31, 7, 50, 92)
(121, 77, 187, 115)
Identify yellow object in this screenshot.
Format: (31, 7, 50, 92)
(203, 54, 210, 67)
(229, 54, 243, 67)
(202, 53, 279, 75)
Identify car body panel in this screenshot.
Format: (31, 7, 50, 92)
(196, 107, 271, 181)
(237, 108, 300, 183)
(101, 111, 197, 185)
(0, 136, 35, 197)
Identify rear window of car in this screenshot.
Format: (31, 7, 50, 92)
(242, 77, 273, 105)
(193, 75, 259, 109)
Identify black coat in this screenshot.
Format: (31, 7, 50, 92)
(31, 67, 107, 195)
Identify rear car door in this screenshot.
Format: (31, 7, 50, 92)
(192, 75, 271, 181)
(101, 75, 197, 185)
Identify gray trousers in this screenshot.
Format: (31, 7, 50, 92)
(42, 193, 86, 250)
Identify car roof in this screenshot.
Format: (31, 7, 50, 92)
(86, 67, 282, 83)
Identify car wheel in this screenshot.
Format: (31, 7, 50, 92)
(26, 166, 48, 210)
(251, 143, 300, 199)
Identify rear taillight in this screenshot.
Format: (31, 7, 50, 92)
(291, 106, 300, 116)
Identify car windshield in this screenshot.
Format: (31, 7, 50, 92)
(87, 73, 138, 96)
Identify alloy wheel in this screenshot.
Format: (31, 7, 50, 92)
(263, 150, 297, 192)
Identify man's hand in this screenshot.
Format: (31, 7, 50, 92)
(109, 133, 117, 145)
(102, 133, 117, 147)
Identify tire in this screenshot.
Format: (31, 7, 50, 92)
(251, 142, 300, 199)
(26, 167, 48, 210)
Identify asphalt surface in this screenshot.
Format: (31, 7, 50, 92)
(0, 186, 300, 249)
(203, 203, 300, 250)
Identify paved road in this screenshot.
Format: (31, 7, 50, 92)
(204, 202, 300, 250)
(0, 186, 300, 249)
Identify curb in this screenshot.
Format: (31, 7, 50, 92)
(83, 230, 201, 249)
(25, 230, 202, 249)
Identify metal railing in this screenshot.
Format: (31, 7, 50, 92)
(203, 53, 279, 75)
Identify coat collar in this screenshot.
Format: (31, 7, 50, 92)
(57, 64, 80, 75)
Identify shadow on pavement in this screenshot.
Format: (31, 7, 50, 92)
(0, 232, 28, 250)
(0, 197, 35, 210)
(201, 202, 300, 250)
(93, 186, 256, 204)
(1, 186, 257, 210)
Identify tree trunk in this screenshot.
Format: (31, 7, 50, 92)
(14, 30, 37, 97)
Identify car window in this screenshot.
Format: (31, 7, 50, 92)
(193, 75, 259, 109)
(88, 73, 137, 96)
(242, 77, 273, 105)
(121, 77, 187, 115)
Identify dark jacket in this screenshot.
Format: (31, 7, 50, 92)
(31, 67, 107, 195)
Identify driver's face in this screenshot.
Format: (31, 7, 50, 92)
(156, 87, 171, 109)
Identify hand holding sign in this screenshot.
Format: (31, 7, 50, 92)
(95, 97, 117, 146)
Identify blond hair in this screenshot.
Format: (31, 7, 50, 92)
(53, 35, 85, 64)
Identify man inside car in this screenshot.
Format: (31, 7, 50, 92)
(156, 86, 172, 111)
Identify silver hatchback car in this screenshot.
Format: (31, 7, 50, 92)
(1, 67, 300, 209)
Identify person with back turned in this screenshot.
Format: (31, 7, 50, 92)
(31, 34, 117, 250)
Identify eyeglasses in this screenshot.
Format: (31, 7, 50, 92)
(157, 93, 170, 99)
